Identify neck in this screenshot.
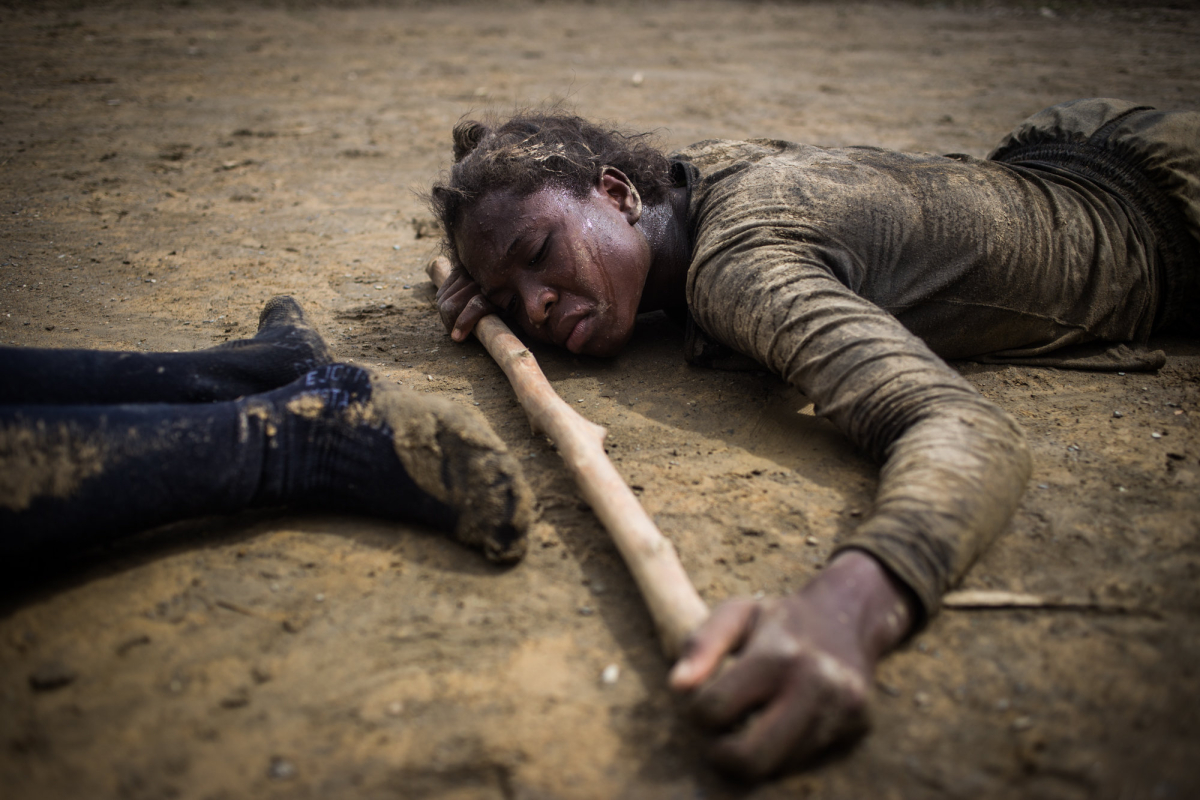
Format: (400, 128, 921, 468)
(636, 186, 691, 316)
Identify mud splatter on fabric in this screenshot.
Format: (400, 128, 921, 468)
(0, 420, 105, 511)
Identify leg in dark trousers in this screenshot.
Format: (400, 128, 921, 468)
(0, 296, 332, 405)
(0, 297, 534, 565)
(1, 364, 533, 563)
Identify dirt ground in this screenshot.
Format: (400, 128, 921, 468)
(1, 1, 1198, 798)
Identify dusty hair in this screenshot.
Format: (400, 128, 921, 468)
(429, 110, 674, 269)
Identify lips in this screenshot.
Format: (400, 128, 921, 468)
(552, 308, 590, 352)
(564, 314, 593, 353)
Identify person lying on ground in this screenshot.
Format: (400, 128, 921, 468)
(0, 296, 534, 566)
(431, 98, 1199, 777)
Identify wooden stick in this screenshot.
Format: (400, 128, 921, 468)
(427, 256, 709, 659)
(942, 589, 1160, 618)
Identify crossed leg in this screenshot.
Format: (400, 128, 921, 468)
(0, 298, 532, 563)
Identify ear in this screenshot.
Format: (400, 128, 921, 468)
(597, 166, 643, 225)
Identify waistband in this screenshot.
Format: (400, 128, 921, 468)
(993, 131, 1198, 328)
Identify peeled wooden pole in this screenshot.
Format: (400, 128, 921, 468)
(427, 256, 709, 659)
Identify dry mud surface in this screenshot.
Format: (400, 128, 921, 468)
(1, 2, 1199, 798)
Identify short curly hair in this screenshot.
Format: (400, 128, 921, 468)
(429, 111, 674, 268)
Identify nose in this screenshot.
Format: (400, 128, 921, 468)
(522, 283, 557, 327)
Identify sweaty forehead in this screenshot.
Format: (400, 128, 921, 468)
(455, 185, 571, 284)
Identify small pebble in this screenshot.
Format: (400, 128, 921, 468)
(1012, 716, 1034, 731)
(219, 691, 249, 709)
(1112, 410, 1123, 418)
(314, 593, 325, 603)
(385, 701, 404, 716)
(1037, 483, 1049, 489)
(914, 691, 931, 707)
(28, 661, 77, 692)
(1151, 432, 1162, 439)
(601, 664, 620, 685)
(268, 757, 297, 780)
(805, 535, 818, 546)
(631, 72, 644, 86)
(1117, 371, 1126, 376)
(578, 605, 594, 616)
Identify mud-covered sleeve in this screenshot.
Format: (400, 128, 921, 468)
(686, 225, 1032, 619)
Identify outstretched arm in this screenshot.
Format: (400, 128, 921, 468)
(676, 230, 1032, 776)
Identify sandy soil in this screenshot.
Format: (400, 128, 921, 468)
(1, 2, 1198, 798)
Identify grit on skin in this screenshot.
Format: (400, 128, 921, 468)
(0, 2, 1198, 799)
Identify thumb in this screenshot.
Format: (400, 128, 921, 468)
(669, 598, 759, 692)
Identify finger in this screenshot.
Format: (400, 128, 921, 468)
(708, 683, 817, 779)
(434, 266, 471, 300)
(710, 653, 870, 779)
(437, 282, 485, 333)
(669, 598, 759, 691)
(451, 294, 496, 341)
(686, 647, 788, 730)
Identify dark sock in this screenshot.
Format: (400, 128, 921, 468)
(0, 365, 532, 563)
(0, 296, 333, 405)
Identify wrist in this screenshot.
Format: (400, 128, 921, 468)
(799, 550, 916, 664)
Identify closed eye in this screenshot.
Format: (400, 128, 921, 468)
(529, 235, 551, 267)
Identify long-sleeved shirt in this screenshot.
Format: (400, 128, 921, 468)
(673, 100, 1197, 616)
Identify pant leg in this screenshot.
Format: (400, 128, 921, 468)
(0, 399, 263, 557)
(0, 343, 313, 405)
(0, 296, 332, 405)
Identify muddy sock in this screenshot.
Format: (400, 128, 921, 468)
(248, 364, 533, 562)
(0, 364, 532, 563)
(0, 296, 333, 405)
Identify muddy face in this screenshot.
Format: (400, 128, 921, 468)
(454, 174, 652, 357)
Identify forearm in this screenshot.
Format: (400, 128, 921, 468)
(832, 398, 1032, 619)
